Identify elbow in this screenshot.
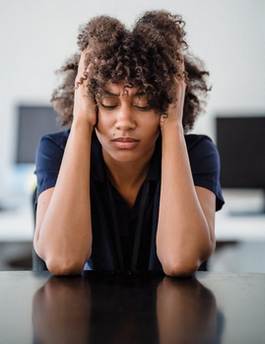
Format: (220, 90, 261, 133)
(33, 235, 91, 276)
(161, 258, 201, 278)
(33, 235, 45, 262)
(160, 245, 214, 277)
(46, 257, 85, 276)
(162, 247, 215, 277)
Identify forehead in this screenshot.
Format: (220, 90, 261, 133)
(103, 81, 144, 96)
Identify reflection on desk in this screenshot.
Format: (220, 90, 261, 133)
(0, 271, 264, 343)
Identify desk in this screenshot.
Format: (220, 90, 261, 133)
(0, 271, 264, 343)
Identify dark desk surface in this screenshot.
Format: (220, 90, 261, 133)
(0, 271, 264, 344)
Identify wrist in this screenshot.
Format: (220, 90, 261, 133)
(161, 120, 184, 136)
(71, 117, 94, 131)
(72, 118, 94, 134)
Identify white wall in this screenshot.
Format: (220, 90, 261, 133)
(0, 0, 264, 191)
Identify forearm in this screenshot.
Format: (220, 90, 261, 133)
(35, 119, 93, 272)
(156, 123, 212, 274)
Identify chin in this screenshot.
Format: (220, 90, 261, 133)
(108, 149, 140, 162)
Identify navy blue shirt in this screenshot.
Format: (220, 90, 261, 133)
(34, 129, 225, 274)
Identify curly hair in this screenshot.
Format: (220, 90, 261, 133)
(51, 10, 212, 133)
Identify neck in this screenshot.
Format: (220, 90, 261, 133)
(102, 146, 155, 192)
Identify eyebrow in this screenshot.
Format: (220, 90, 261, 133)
(101, 89, 146, 97)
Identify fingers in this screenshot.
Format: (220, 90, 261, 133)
(74, 66, 91, 90)
(180, 56, 185, 71)
(77, 49, 89, 75)
(175, 55, 186, 83)
(75, 50, 91, 90)
(74, 75, 88, 90)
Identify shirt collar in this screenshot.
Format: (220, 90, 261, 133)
(91, 130, 161, 183)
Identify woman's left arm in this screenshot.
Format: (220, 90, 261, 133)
(157, 60, 216, 277)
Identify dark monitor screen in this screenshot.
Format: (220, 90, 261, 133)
(216, 116, 265, 189)
(15, 105, 61, 164)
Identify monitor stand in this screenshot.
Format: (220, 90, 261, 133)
(228, 189, 265, 216)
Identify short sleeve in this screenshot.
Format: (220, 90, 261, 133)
(187, 134, 225, 212)
(33, 131, 67, 199)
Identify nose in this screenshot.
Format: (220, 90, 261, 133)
(115, 103, 136, 131)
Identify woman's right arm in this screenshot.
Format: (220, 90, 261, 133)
(33, 49, 98, 275)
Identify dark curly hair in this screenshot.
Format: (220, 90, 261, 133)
(51, 10, 212, 133)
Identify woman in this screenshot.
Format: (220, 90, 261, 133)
(33, 10, 225, 276)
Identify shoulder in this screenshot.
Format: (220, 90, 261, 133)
(184, 134, 220, 172)
(184, 134, 225, 211)
(35, 129, 70, 172)
(38, 128, 70, 151)
(36, 129, 70, 160)
(184, 133, 216, 152)
(34, 129, 70, 197)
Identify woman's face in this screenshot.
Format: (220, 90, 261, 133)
(94, 81, 161, 162)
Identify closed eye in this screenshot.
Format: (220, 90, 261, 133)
(134, 105, 152, 111)
(100, 104, 151, 111)
(100, 104, 116, 109)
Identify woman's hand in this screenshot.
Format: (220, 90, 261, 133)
(160, 57, 187, 130)
(73, 49, 98, 127)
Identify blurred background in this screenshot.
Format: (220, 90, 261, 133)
(0, 0, 264, 272)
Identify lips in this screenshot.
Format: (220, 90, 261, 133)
(112, 137, 139, 142)
(111, 139, 139, 150)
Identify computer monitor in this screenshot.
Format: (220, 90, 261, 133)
(15, 105, 61, 164)
(216, 115, 265, 215)
(0, 105, 61, 210)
